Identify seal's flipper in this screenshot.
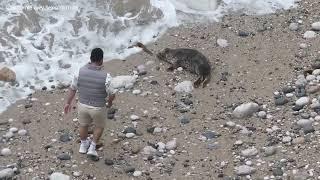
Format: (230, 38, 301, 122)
(129, 42, 154, 56)
(202, 74, 211, 88)
(193, 77, 203, 88)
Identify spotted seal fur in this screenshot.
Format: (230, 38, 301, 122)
(130, 42, 212, 88)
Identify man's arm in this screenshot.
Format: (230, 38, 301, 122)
(105, 73, 116, 108)
(64, 74, 78, 114)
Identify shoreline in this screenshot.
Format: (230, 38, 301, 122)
(1, 0, 320, 179)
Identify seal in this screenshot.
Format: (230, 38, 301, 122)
(130, 43, 212, 88)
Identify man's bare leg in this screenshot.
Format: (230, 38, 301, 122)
(93, 127, 104, 144)
(79, 126, 89, 140)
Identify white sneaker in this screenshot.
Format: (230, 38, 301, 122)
(79, 140, 90, 154)
(87, 144, 98, 157)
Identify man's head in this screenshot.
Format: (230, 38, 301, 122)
(90, 48, 104, 65)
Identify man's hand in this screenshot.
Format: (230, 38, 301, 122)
(64, 103, 72, 114)
(107, 94, 115, 108)
(64, 88, 77, 115)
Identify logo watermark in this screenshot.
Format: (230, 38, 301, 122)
(7, 4, 79, 11)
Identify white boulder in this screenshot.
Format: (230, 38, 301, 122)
(174, 81, 193, 93)
(233, 102, 259, 119)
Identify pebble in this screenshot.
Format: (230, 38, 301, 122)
(4, 131, 14, 138)
(133, 171, 142, 177)
(9, 127, 18, 133)
(143, 146, 157, 155)
(124, 167, 135, 173)
(1, 148, 12, 156)
(303, 31, 316, 39)
(289, 23, 299, 31)
(165, 138, 177, 150)
(312, 22, 320, 31)
(179, 115, 190, 124)
(123, 127, 136, 134)
(125, 133, 135, 138)
(57, 153, 71, 160)
(0, 168, 14, 179)
(104, 158, 114, 166)
(241, 147, 258, 157)
(132, 89, 141, 95)
(59, 133, 71, 142)
(292, 137, 305, 144)
(201, 131, 220, 140)
(73, 171, 82, 177)
(50, 172, 70, 180)
(264, 146, 276, 157)
(18, 129, 27, 136)
(217, 38, 229, 48)
(233, 102, 259, 118)
(273, 168, 284, 176)
(282, 136, 292, 143)
(313, 69, 320, 75)
(137, 65, 146, 75)
(226, 121, 236, 127)
(236, 165, 256, 176)
(174, 81, 193, 93)
(258, 111, 267, 119)
(295, 97, 310, 106)
(235, 140, 243, 145)
(130, 115, 140, 121)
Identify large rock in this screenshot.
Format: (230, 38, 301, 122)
(303, 31, 316, 39)
(1, 148, 12, 156)
(232, 102, 259, 119)
(174, 81, 193, 93)
(110, 75, 138, 89)
(295, 97, 310, 106)
(0, 168, 14, 179)
(50, 172, 70, 180)
(236, 165, 256, 176)
(0, 66, 16, 82)
(241, 147, 258, 157)
(312, 22, 320, 31)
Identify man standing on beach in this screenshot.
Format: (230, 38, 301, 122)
(63, 48, 115, 157)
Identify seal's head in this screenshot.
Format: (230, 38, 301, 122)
(156, 48, 172, 63)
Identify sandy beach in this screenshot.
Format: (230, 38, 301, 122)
(1, 0, 320, 179)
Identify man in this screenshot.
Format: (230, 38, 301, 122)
(64, 48, 115, 157)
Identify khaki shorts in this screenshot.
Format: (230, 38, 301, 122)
(78, 103, 107, 128)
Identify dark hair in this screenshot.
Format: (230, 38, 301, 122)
(90, 48, 103, 62)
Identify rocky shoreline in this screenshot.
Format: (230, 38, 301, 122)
(1, 0, 320, 179)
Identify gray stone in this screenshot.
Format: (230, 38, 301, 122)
(179, 115, 190, 124)
(124, 166, 135, 173)
(59, 133, 71, 142)
(312, 22, 320, 31)
(57, 153, 71, 160)
(233, 102, 259, 118)
(241, 147, 258, 157)
(50, 172, 70, 180)
(275, 95, 289, 106)
(264, 146, 276, 157)
(202, 131, 220, 140)
(303, 31, 316, 39)
(104, 158, 114, 166)
(273, 167, 284, 176)
(296, 97, 310, 106)
(300, 113, 310, 119)
(0, 168, 14, 179)
(123, 127, 136, 134)
(236, 165, 255, 176)
(289, 23, 299, 31)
